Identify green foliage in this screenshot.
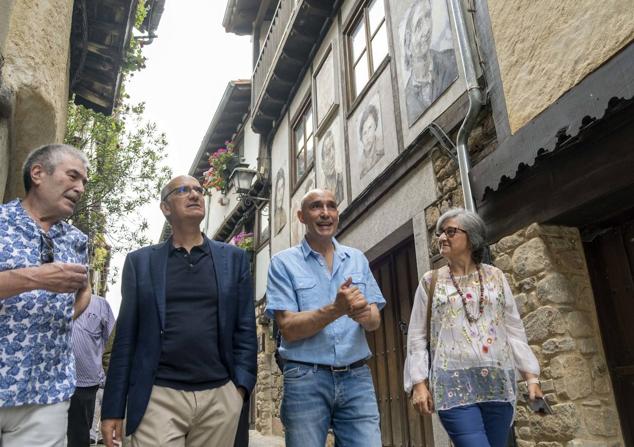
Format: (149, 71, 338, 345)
(122, 1, 150, 75)
(135, 0, 148, 29)
(65, 99, 172, 257)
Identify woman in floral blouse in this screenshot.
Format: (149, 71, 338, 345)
(404, 208, 543, 447)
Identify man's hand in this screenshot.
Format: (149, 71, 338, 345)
(0, 262, 89, 300)
(35, 262, 88, 293)
(334, 277, 355, 316)
(237, 386, 246, 401)
(411, 382, 434, 415)
(101, 418, 124, 447)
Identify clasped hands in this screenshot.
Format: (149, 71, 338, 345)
(334, 277, 372, 325)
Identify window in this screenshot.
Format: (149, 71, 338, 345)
(348, 0, 389, 99)
(292, 101, 314, 185)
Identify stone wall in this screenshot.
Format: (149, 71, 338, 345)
(254, 303, 284, 437)
(423, 110, 625, 445)
(491, 224, 624, 446)
(0, 0, 74, 201)
(487, 0, 634, 133)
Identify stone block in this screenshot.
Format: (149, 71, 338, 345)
(537, 443, 563, 447)
(566, 311, 594, 338)
(518, 276, 538, 293)
(529, 402, 579, 441)
(550, 354, 592, 399)
(542, 337, 576, 355)
(537, 273, 574, 304)
(497, 233, 526, 254)
(525, 223, 541, 239)
(440, 175, 458, 194)
(425, 206, 440, 230)
(494, 253, 512, 272)
(515, 293, 529, 315)
(513, 238, 552, 279)
(518, 426, 532, 438)
(583, 407, 619, 437)
(523, 306, 566, 342)
(516, 441, 536, 447)
(578, 338, 598, 355)
(541, 379, 555, 393)
(516, 406, 530, 424)
(566, 440, 615, 447)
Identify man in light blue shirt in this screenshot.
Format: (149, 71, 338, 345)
(266, 189, 385, 447)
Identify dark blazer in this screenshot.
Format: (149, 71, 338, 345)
(101, 238, 257, 436)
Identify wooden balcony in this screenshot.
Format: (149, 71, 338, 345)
(251, 0, 337, 135)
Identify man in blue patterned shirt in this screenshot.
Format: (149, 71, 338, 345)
(0, 144, 92, 447)
(266, 189, 385, 447)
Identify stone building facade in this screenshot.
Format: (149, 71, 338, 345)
(197, 0, 634, 445)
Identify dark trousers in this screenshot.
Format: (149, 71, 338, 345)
(438, 401, 514, 447)
(67, 385, 99, 447)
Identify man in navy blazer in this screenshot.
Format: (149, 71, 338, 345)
(101, 175, 257, 447)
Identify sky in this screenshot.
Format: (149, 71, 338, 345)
(106, 1, 253, 316)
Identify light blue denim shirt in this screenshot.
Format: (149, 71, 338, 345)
(266, 238, 386, 366)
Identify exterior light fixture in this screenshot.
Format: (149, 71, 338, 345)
(229, 166, 269, 208)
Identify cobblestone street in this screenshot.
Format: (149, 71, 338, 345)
(248, 430, 285, 447)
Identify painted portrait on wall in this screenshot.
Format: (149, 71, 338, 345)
(314, 46, 338, 128)
(317, 116, 345, 204)
(273, 166, 287, 235)
(399, 0, 458, 125)
(356, 94, 385, 179)
(290, 173, 315, 246)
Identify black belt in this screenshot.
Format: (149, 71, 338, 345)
(286, 358, 367, 372)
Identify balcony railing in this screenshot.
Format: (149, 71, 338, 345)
(250, 0, 336, 135)
(252, 0, 295, 115)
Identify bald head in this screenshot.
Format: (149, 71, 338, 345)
(300, 188, 336, 212)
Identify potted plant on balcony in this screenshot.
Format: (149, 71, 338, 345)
(202, 141, 240, 194)
(230, 231, 254, 253)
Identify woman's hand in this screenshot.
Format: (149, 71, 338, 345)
(411, 381, 434, 415)
(528, 382, 544, 400)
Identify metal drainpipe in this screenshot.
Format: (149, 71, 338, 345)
(447, 0, 484, 212)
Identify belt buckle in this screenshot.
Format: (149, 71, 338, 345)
(330, 365, 349, 372)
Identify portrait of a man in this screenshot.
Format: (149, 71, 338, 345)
(291, 177, 315, 246)
(358, 102, 385, 178)
(319, 130, 344, 204)
(273, 167, 287, 235)
(402, 0, 458, 125)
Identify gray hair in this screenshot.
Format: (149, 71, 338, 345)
(436, 208, 487, 263)
(22, 144, 88, 192)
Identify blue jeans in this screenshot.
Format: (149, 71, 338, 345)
(281, 362, 381, 447)
(438, 402, 514, 447)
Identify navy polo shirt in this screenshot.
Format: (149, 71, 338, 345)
(154, 237, 229, 391)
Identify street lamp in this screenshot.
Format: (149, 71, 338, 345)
(229, 167, 269, 208)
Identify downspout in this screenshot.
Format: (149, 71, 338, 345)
(447, 0, 484, 212)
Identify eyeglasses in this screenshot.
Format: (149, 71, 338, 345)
(162, 185, 205, 201)
(40, 232, 54, 264)
(435, 226, 467, 238)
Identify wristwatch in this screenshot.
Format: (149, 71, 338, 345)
(526, 377, 540, 386)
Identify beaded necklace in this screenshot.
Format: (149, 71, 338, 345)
(449, 264, 485, 323)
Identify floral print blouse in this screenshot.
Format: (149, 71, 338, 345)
(404, 264, 539, 411)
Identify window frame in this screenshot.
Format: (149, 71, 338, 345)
(344, 0, 390, 103)
(290, 97, 315, 191)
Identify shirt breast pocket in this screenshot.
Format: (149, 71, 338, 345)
(77, 313, 102, 337)
(350, 273, 367, 297)
(291, 276, 319, 311)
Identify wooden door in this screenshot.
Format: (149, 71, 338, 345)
(584, 221, 634, 446)
(367, 237, 432, 447)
